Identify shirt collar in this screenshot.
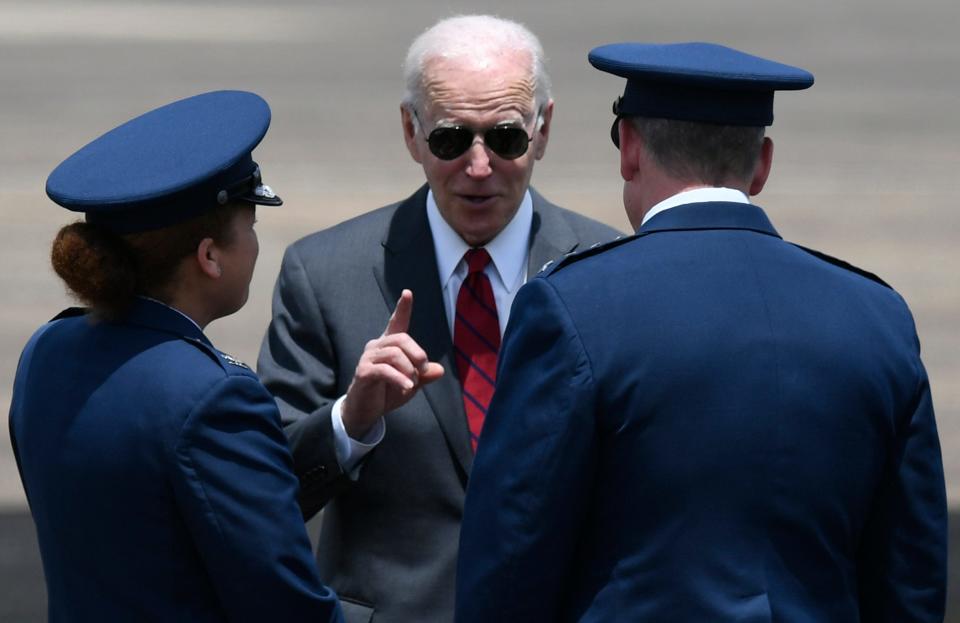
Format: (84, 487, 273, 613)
(641, 187, 750, 227)
(426, 189, 533, 292)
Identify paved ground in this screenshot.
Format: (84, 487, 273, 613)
(0, 0, 957, 620)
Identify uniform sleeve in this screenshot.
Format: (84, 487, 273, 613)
(456, 277, 598, 622)
(857, 361, 947, 622)
(171, 374, 344, 623)
(256, 243, 352, 518)
(8, 321, 58, 513)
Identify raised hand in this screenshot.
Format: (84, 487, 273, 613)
(340, 290, 444, 438)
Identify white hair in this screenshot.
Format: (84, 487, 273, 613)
(401, 15, 552, 117)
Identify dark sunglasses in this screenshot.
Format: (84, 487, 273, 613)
(413, 109, 538, 161)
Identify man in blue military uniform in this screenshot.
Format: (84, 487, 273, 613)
(456, 43, 946, 621)
(10, 91, 343, 621)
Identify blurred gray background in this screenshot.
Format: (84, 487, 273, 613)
(1, 0, 957, 620)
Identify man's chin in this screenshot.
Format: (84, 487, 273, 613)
(457, 219, 506, 247)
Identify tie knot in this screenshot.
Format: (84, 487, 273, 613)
(464, 248, 492, 275)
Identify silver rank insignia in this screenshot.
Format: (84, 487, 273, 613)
(221, 353, 250, 369)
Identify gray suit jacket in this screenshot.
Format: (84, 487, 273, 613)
(258, 185, 621, 623)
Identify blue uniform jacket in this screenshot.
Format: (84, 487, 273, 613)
(457, 202, 946, 622)
(9, 298, 343, 622)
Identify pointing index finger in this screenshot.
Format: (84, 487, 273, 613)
(383, 289, 414, 336)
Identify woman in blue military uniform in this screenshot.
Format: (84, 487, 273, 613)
(9, 91, 343, 622)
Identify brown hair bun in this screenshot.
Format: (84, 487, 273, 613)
(51, 222, 138, 319)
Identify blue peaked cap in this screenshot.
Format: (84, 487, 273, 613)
(46, 90, 282, 234)
(589, 42, 814, 127)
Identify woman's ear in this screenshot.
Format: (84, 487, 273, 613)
(195, 237, 221, 279)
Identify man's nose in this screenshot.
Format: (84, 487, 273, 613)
(465, 140, 492, 178)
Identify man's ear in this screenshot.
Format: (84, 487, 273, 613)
(749, 136, 774, 196)
(618, 118, 642, 182)
(195, 237, 221, 279)
(401, 105, 423, 164)
(532, 99, 554, 160)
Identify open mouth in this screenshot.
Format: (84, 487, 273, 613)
(461, 194, 495, 205)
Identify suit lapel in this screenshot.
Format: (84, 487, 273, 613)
(373, 186, 474, 480)
(527, 189, 581, 275)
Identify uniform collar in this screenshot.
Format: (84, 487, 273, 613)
(641, 187, 749, 227)
(125, 297, 212, 346)
(426, 189, 533, 293)
(639, 200, 781, 239)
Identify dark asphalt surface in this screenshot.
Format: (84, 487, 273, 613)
(0, 509, 956, 622)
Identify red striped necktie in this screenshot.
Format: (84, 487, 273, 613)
(453, 248, 501, 451)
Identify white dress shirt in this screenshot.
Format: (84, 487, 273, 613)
(426, 189, 532, 338)
(331, 190, 534, 473)
(641, 187, 750, 226)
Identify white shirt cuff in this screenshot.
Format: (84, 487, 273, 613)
(331, 395, 385, 476)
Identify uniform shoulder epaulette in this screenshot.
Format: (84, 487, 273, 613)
(179, 339, 255, 377)
(219, 351, 251, 371)
(50, 307, 88, 322)
(538, 234, 638, 278)
(791, 243, 892, 290)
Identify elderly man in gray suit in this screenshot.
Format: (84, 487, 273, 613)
(258, 15, 620, 623)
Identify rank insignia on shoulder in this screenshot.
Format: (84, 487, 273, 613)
(541, 234, 640, 277)
(220, 353, 250, 369)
